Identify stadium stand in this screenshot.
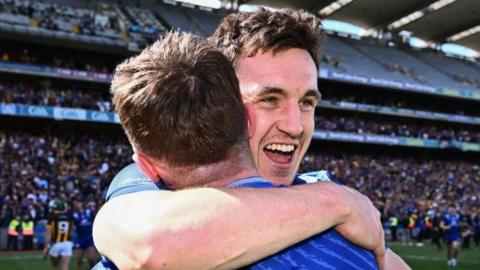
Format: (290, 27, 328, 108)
(0, 0, 479, 256)
(316, 114, 480, 143)
(349, 39, 477, 91)
(407, 49, 480, 89)
(301, 145, 480, 227)
(183, 6, 223, 35)
(0, 0, 127, 47)
(0, 81, 111, 111)
(151, 1, 202, 34)
(322, 34, 480, 93)
(0, 42, 117, 73)
(0, 121, 131, 249)
(122, 5, 166, 45)
(323, 35, 416, 82)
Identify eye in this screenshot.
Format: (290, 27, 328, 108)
(300, 98, 318, 110)
(259, 96, 278, 104)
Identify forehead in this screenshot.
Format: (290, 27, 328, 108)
(235, 48, 318, 98)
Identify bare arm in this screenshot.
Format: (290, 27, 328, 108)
(385, 249, 411, 270)
(93, 182, 383, 270)
(45, 226, 51, 244)
(43, 224, 51, 256)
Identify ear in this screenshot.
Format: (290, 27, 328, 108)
(243, 102, 256, 139)
(134, 151, 163, 183)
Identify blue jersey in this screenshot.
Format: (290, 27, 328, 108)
(95, 163, 378, 270)
(443, 213, 461, 242)
(474, 215, 480, 232)
(104, 163, 337, 200)
(73, 209, 95, 249)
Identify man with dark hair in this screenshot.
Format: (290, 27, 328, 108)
(72, 200, 97, 270)
(94, 8, 408, 270)
(45, 199, 74, 270)
(441, 206, 462, 267)
(474, 208, 480, 247)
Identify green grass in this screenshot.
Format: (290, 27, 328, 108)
(0, 250, 92, 270)
(389, 242, 480, 270)
(0, 243, 479, 269)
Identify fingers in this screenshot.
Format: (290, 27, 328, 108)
(374, 245, 386, 270)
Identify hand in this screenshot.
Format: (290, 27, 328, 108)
(384, 249, 411, 270)
(334, 185, 386, 269)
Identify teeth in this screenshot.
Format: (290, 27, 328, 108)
(265, 144, 295, 153)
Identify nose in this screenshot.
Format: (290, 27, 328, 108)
(277, 102, 303, 137)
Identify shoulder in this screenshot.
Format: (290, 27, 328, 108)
(224, 176, 275, 188)
(295, 170, 338, 185)
(106, 163, 169, 201)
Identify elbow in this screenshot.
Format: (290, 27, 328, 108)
(93, 204, 161, 270)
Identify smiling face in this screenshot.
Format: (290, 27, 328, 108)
(237, 48, 320, 185)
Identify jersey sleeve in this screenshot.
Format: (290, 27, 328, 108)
(106, 163, 170, 201)
(295, 170, 342, 185)
(72, 212, 79, 224)
(442, 215, 449, 225)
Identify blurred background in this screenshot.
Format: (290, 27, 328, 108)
(0, 0, 478, 269)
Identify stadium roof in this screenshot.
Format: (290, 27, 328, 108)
(238, 0, 480, 55)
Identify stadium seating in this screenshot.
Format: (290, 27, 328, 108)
(152, 2, 202, 34)
(323, 35, 416, 82)
(407, 49, 480, 89)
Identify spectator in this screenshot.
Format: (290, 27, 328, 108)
(21, 214, 34, 250)
(7, 215, 20, 250)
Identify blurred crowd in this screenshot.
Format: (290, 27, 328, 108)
(3, 80, 480, 144)
(0, 82, 111, 111)
(0, 127, 478, 250)
(316, 114, 480, 143)
(0, 46, 115, 74)
(0, 129, 131, 250)
(301, 151, 480, 248)
(323, 93, 480, 117)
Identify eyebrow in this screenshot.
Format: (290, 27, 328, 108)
(305, 89, 322, 101)
(257, 87, 321, 101)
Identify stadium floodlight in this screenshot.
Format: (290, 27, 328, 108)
(441, 43, 479, 58)
(429, 0, 457, 11)
(318, 0, 354, 17)
(389, 11, 424, 29)
(238, 4, 278, 13)
(172, 0, 222, 9)
(447, 25, 480, 42)
(388, 0, 457, 29)
(323, 19, 366, 37)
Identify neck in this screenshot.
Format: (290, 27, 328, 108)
(170, 149, 260, 189)
(204, 166, 259, 188)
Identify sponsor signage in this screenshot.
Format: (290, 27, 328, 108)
(25, 105, 52, 118)
(53, 108, 87, 120)
(320, 69, 480, 101)
(0, 61, 112, 83)
(89, 111, 113, 122)
(0, 103, 17, 115)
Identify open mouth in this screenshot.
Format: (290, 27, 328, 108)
(263, 144, 296, 164)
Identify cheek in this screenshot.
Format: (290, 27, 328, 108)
(302, 113, 315, 133)
(254, 112, 274, 137)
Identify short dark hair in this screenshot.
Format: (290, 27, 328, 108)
(211, 8, 324, 69)
(111, 32, 247, 167)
